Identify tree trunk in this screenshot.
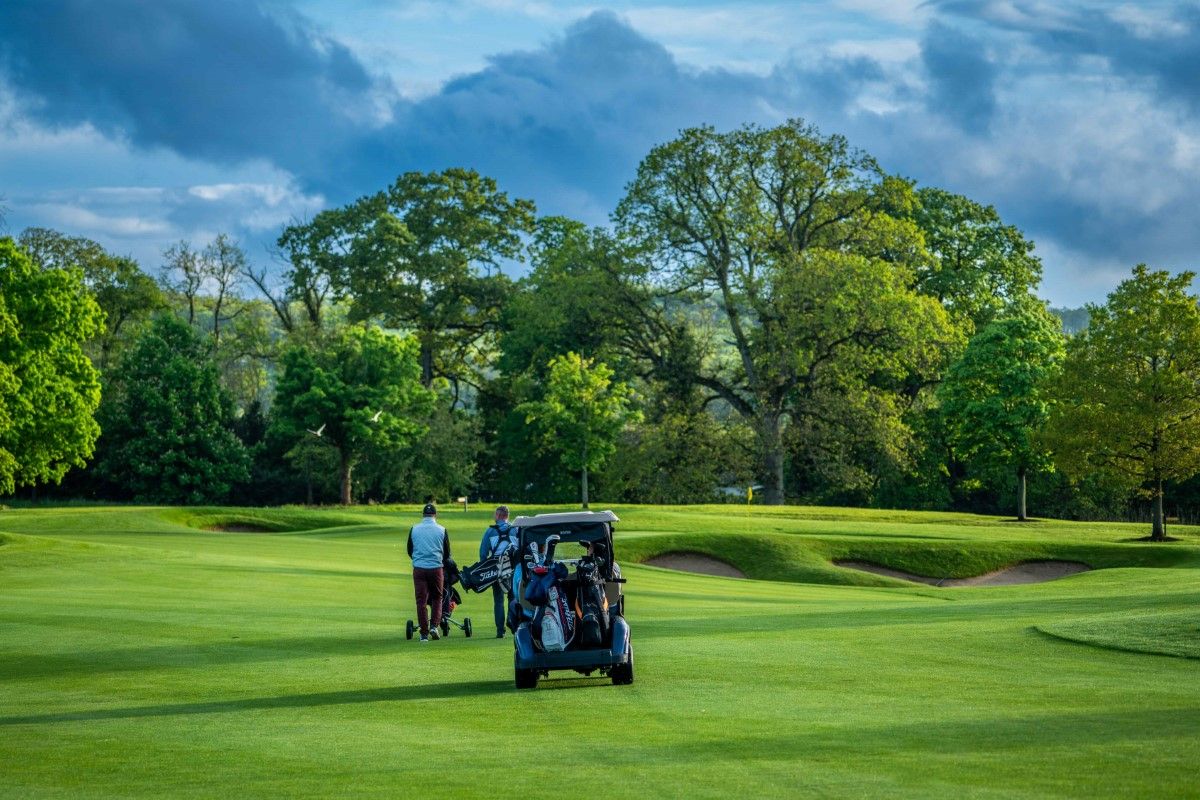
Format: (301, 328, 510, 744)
(419, 338, 434, 388)
(339, 455, 353, 506)
(760, 412, 785, 505)
(581, 440, 589, 509)
(1017, 466, 1027, 522)
(1151, 478, 1165, 541)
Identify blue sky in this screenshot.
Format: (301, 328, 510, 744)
(2, 1, 1198, 305)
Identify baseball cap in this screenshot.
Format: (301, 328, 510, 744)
(422, 503, 437, 516)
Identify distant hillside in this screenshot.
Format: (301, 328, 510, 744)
(1050, 306, 1089, 334)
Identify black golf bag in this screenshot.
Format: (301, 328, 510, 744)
(574, 556, 609, 647)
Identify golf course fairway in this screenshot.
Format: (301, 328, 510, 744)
(1, 504, 1197, 798)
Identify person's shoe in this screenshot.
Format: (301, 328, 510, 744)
(496, 630, 505, 638)
(420, 635, 429, 643)
(429, 628, 441, 640)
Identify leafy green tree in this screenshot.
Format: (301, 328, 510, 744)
(278, 169, 535, 396)
(0, 238, 105, 495)
(1044, 265, 1200, 539)
(905, 188, 1042, 332)
(95, 315, 250, 504)
(603, 408, 753, 504)
(939, 300, 1065, 520)
(519, 352, 641, 508)
(615, 120, 958, 504)
(18, 227, 163, 369)
(357, 406, 482, 503)
(270, 325, 435, 504)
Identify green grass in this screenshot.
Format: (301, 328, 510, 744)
(1, 503, 1198, 798)
(1040, 610, 1200, 659)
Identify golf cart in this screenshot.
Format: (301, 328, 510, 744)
(510, 510, 633, 689)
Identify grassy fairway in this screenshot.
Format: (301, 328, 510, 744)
(1, 505, 1198, 798)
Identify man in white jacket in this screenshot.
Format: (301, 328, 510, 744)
(407, 503, 451, 643)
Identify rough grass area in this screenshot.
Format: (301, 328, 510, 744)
(1040, 610, 1200, 659)
(0, 503, 1198, 798)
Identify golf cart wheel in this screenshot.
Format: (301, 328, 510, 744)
(515, 667, 538, 690)
(405, 620, 414, 640)
(464, 618, 473, 638)
(611, 646, 634, 686)
(441, 620, 450, 637)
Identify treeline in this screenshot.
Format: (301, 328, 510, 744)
(4, 119, 1200, 536)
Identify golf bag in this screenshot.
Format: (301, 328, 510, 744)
(574, 556, 609, 647)
(526, 562, 573, 652)
(461, 552, 515, 593)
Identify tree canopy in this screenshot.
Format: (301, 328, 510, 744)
(615, 120, 957, 503)
(1045, 265, 1200, 539)
(278, 168, 536, 398)
(270, 325, 435, 504)
(939, 300, 1065, 520)
(0, 238, 105, 494)
(95, 314, 249, 504)
(519, 352, 640, 508)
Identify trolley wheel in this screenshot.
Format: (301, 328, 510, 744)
(464, 617, 473, 638)
(405, 620, 414, 640)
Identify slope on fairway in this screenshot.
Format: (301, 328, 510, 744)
(0, 505, 1198, 798)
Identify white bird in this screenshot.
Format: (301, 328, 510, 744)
(369, 410, 383, 423)
(307, 423, 326, 437)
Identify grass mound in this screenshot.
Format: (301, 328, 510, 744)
(173, 509, 367, 534)
(1039, 611, 1200, 659)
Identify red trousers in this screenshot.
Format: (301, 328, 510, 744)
(412, 567, 445, 636)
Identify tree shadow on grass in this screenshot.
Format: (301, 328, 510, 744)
(0, 680, 513, 726)
(0, 632, 433, 680)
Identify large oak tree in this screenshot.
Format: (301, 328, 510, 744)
(614, 120, 956, 504)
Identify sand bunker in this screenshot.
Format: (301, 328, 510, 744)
(645, 553, 747, 579)
(835, 559, 1091, 587)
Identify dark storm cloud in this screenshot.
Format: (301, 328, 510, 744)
(4, 1, 1200, 303)
(920, 21, 996, 134)
(0, 0, 380, 170)
(349, 11, 780, 211)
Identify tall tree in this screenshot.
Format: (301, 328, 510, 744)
(615, 120, 956, 504)
(18, 227, 163, 369)
(160, 241, 205, 325)
(278, 169, 536, 398)
(0, 238, 104, 494)
(202, 233, 246, 347)
(270, 325, 434, 505)
(1044, 265, 1200, 540)
(939, 300, 1065, 520)
(518, 352, 640, 508)
(95, 315, 250, 504)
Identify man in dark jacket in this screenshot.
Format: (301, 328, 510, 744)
(407, 503, 451, 643)
(478, 505, 515, 638)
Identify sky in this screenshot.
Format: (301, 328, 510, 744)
(2, 0, 1199, 306)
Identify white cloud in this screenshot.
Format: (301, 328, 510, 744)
(28, 203, 172, 237)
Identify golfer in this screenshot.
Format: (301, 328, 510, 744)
(407, 503, 451, 643)
(479, 505, 516, 638)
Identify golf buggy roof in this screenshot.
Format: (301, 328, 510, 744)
(512, 510, 619, 550)
(512, 510, 619, 527)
